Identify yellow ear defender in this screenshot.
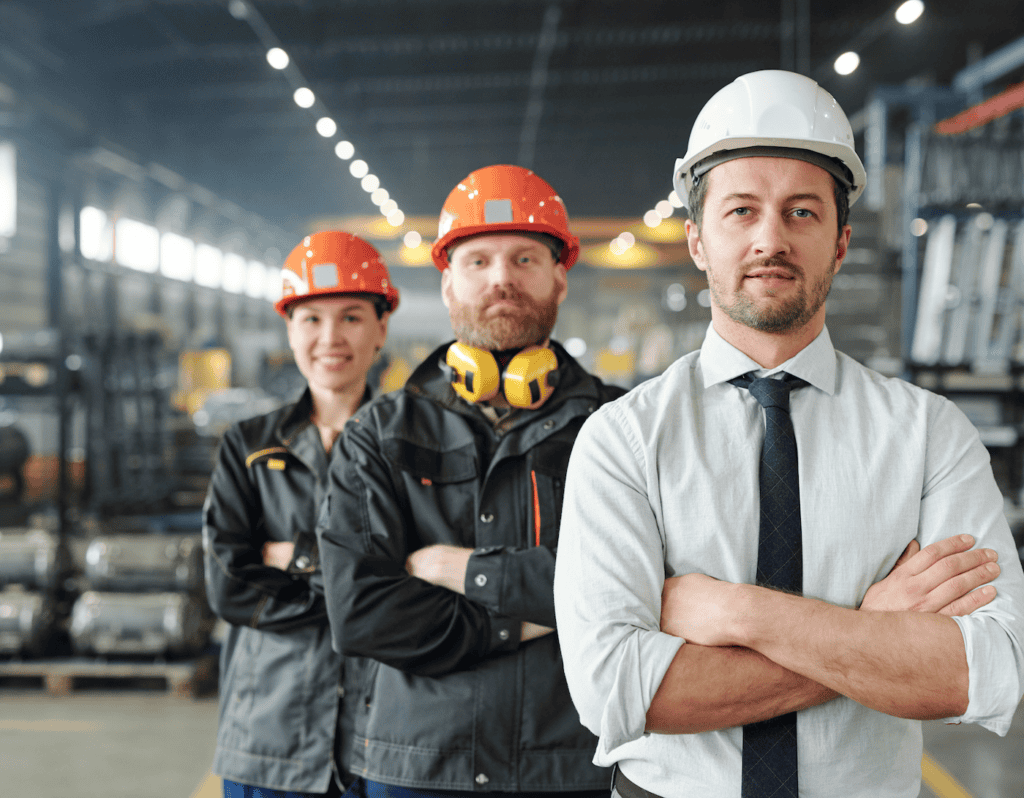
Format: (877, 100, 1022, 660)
(445, 342, 558, 409)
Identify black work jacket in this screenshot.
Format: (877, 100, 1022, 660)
(317, 341, 625, 792)
(203, 388, 368, 792)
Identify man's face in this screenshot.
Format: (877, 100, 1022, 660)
(685, 156, 851, 337)
(285, 295, 388, 397)
(442, 233, 568, 351)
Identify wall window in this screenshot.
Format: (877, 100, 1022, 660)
(0, 142, 15, 239)
(221, 252, 247, 294)
(194, 244, 223, 288)
(80, 206, 113, 262)
(246, 261, 267, 298)
(115, 217, 159, 272)
(160, 233, 195, 281)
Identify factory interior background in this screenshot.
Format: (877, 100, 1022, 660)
(2, 1, 1024, 796)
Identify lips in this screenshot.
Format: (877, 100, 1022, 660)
(745, 268, 796, 280)
(317, 354, 352, 368)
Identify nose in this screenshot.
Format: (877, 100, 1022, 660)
(751, 214, 790, 259)
(318, 316, 345, 346)
(487, 257, 517, 288)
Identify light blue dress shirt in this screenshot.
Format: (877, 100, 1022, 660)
(554, 324, 1024, 798)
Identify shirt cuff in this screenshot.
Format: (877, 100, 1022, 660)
(946, 614, 1021, 736)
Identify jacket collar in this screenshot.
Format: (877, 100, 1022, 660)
(275, 384, 374, 446)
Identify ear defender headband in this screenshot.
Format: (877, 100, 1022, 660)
(445, 342, 558, 410)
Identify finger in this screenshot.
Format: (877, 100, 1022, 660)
(925, 560, 1000, 613)
(916, 548, 998, 593)
(903, 534, 976, 576)
(938, 584, 997, 617)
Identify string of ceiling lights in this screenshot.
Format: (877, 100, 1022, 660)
(226, 0, 406, 230)
(609, 0, 926, 260)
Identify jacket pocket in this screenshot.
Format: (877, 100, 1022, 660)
(383, 438, 479, 549)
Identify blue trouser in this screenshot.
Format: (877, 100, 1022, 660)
(356, 780, 607, 798)
(223, 779, 343, 798)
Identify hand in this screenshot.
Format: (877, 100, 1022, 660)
(262, 541, 295, 570)
(660, 573, 740, 647)
(521, 621, 554, 641)
(405, 544, 474, 594)
(860, 535, 998, 615)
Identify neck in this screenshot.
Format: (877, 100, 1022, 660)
(309, 380, 367, 449)
(710, 311, 824, 369)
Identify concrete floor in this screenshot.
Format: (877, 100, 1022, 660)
(0, 688, 1021, 798)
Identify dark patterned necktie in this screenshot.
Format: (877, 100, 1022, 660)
(729, 372, 808, 798)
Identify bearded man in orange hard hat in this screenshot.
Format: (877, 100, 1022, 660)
(316, 165, 625, 798)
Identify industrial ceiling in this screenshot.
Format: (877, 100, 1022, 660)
(1, 0, 1022, 235)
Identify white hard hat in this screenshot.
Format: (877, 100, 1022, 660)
(674, 70, 867, 208)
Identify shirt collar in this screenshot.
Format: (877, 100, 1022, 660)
(700, 323, 837, 395)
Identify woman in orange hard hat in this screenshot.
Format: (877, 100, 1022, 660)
(202, 231, 398, 798)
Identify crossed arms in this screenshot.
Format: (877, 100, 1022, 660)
(649, 535, 998, 733)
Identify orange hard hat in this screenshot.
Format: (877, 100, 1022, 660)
(431, 164, 580, 271)
(275, 231, 400, 317)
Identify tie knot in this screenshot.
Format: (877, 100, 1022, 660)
(730, 372, 806, 411)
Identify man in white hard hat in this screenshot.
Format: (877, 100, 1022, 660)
(553, 70, 1024, 798)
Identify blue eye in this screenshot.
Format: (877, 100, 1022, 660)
(732, 207, 751, 216)
(792, 208, 812, 218)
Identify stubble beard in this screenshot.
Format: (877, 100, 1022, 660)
(446, 282, 561, 351)
(709, 253, 838, 334)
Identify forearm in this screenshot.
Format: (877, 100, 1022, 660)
(733, 585, 969, 719)
(647, 641, 837, 734)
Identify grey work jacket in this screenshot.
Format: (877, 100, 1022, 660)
(203, 388, 367, 792)
(317, 342, 625, 792)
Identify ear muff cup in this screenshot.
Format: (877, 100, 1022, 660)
(446, 343, 558, 409)
(446, 342, 501, 403)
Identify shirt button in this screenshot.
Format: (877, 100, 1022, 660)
(474, 574, 487, 587)
(543, 419, 555, 430)
(480, 513, 494, 523)
(476, 774, 489, 785)
(498, 629, 509, 641)
(294, 555, 310, 569)
(337, 685, 346, 697)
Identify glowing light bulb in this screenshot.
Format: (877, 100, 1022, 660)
(895, 0, 924, 25)
(266, 48, 289, 69)
(834, 52, 860, 76)
(316, 117, 337, 137)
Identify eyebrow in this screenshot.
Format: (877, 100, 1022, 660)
(298, 302, 369, 314)
(720, 191, 827, 204)
(457, 242, 547, 258)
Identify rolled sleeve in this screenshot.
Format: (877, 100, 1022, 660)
(921, 398, 1024, 734)
(554, 402, 683, 756)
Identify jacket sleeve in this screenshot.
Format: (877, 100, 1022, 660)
(461, 385, 628, 627)
(317, 416, 520, 677)
(202, 423, 328, 632)
(462, 544, 557, 626)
